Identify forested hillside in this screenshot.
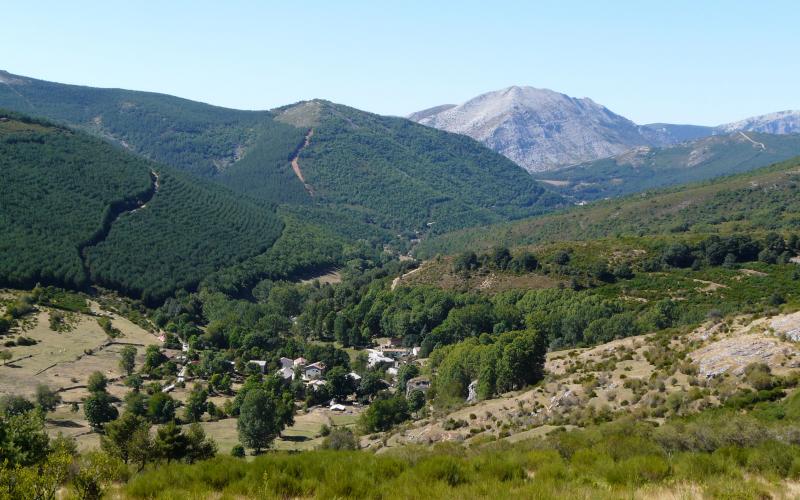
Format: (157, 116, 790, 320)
(0, 70, 301, 179)
(0, 111, 154, 289)
(418, 156, 800, 257)
(0, 72, 565, 237)
(273, 100, 562, 233)
(0, 111, 287, 303)
(538, 132, 800, 200)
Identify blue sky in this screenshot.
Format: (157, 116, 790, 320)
(3, 1, 798, 125)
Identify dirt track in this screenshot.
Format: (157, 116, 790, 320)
(291, 129, 315, 196)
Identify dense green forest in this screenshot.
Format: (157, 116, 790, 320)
(84, 169, 284, 303)
(0, 70, 297, 178)
(0, 72, 566, 240)
(275, 101, 563, 233)
(537, 132, 800, 200)
(0, 111, 153, 289)
(0, 111, 290, 303)
(418, 156, 800, 257)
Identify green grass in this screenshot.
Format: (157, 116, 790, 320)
(123, 392, 800, 499)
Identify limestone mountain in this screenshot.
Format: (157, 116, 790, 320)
(718, 110, 800, 135)
(410, 86, 656, 172)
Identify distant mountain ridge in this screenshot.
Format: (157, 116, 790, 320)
(411, 86, 651, 172)
(535, 131, 800, 200)
(410, 86, 800, 172)
(0, 70, 562, 237)
(718, 110, 800, 135)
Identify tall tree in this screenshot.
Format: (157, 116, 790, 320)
(237, 388, 279, 454)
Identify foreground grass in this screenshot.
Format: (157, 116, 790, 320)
(125, 392, 800, 499)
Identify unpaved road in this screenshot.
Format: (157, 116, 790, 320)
(291, 129, 315, 196)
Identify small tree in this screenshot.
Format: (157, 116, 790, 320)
(154, 421, 187, 463)
(129, 426, 155, 472)
(319, 427, 358, 450)
(0, 350, 12, 366)
(147, 392, 177, 424)
(101, 412, 151, 464)
(87, 372, 108, 393)
(84, 392, 118, 430)
(184, 384, 208, 423)
(119, 345, 137, 376)
(326, 366, 355, 400)
(184, 423, 217, 463)
(408, 389, 426, 413)
(35, 384, 61, 413)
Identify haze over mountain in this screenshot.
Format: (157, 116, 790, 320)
(411, 86, 800, 173)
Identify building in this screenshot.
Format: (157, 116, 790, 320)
(247, 360, 267, 374)
(405, 376, 431, 397)
(279, 357, 294, 369)
(293, 357, 308, 368)
(277, 366, 295, 381)
(367, 349, 394, 368)
(378, 347, 410, 360)
(303, 361, 326, 380)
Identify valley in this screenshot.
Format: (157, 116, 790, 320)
(2, 68, 800, 500)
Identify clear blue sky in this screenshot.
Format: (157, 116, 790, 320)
(3, 1, 798, 125)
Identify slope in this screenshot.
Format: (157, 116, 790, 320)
(0, 110, 284, 303)
(536, 132, 800, 200)
(417, 155, 800, 257)
(0, 71, 563, 236)
(0, 69, 305, 185)
(271, 100, 563, 234)
(411, 86, 651, 173)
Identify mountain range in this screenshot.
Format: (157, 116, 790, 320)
(0, 70, 560, 238)
(410, 86, 800, 173)
(536, 131, 800, 200)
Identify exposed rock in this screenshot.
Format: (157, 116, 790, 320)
(411, 86, 653, 173)
(718, 110, 800, 135)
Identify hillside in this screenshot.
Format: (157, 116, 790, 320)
(0, 70, 306, 180)
(536, 132, 800, 200)
(0, 111, 285, 303)
(0, 71, 563, 236)
(271, 100, 563, 233)
(416, 155, 800, 257)
(410, 86, 652, 173)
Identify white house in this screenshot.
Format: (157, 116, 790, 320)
(303, 361, 326, 380)
(367, 349, 394, 368)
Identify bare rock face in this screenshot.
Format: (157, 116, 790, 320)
(718, 110, 800, 135)
(411, 86, 652, 173)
